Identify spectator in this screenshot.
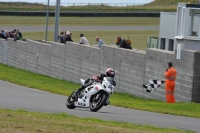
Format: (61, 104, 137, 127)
(5, 30, 10, 39)
(13, 32, 20, 41)
(65, 31, 73, 43)
(116, 36, 132, 50)
(164, 62, 177, 103)
(0, 30, 7, 39)
(79, 33, 90, 45)
(96, 36, 105, 48)
(9, 31, 15, 38)
(16, 29, 23, 39)
(63, 31, 67, 43)
(9, 31, 14, 38)
(0, 29, 22, 40)
(58, 31, 65, 44)
(13, 30, 23, 40)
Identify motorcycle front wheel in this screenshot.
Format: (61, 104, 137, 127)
(66, 93, 76, 109)
(90, 92, 107, 112)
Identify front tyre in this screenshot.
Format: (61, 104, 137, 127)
(66, 93, 76, 109)
(90, 92, 107, 112)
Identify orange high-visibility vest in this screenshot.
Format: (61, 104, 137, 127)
(164, 67, 177, 103)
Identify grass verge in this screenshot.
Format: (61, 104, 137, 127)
(0, 108, 194, 133)
(0, 64, 200, 118)
(0, 16, 159, 26)
(23, 30, 159, 50)
(0, 3, 177, 12)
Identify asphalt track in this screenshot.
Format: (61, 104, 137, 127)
(0, 80, 200, 132)
(0, 26, 159, 32)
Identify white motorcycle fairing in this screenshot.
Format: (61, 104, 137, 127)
(74, 78, 114, 108)
(74, 83, 103, 108)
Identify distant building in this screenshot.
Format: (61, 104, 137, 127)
(158, 3, 200, 52)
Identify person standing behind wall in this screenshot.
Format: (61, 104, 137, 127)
(58, 31, 65, 44)
(116, 36, 132, 50)
(164, 62, 177, 103)
(16, 29, 22, 39)
(95, 36, 105, 48)
(79, 33, 90, 46)
(65, 31, 73, 43)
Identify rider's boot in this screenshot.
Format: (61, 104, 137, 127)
(71, 78, 92, 101)
(72, 85, 85, 99)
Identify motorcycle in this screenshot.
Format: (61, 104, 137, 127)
(66, 76, 115, 112)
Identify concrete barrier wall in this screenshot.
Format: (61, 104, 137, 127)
(37, 42, 51, 76)
(49, 42, 66, 80)
(6, 39, 17, 67)
(0, 39, 5, 63)
(145, 49, 167, 101)
(0, 38, 199, 102)
(119, 49, 146, 97)
(15, 40, 27, 70)
(192, 51, 200, 102)
(173, 50, 196, 102)
(100, 46, 147, 95)
(79, 45, 100, 80)
(64, 42, 82, 83)
(25, 40, 38, 73)
(145, 49, 196, 102)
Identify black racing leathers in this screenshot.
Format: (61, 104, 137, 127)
(75, 73, 116, 94)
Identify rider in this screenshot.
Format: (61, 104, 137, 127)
(72, 68, 116, 105)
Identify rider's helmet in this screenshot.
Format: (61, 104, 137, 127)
(105, 68, 115, 78)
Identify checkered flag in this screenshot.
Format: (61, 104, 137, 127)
(143, 80, 165, 92)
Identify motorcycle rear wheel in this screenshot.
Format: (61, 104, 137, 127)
(90, 92, 107, 112)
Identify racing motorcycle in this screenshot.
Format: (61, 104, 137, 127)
(66, 76, 115, 112)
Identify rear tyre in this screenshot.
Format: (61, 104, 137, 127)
(90, 92, 107, 112)
(66, 93, 76, 109)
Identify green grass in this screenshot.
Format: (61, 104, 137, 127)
(0, 108, 194, 133)
(148, 0, 198, 5)
(23, 30, 159, 50)
(1, 0, 197, 12)
(1, 16, 159, 50)
(0, 16, 159, 26)
(0, 0, 198, 12)
(0, 2, 175, 12)
(0, 64, 79, 96)
(0, 63, 200, 118)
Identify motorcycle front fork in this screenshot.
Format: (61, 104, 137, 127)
(105, 95, 110, 104)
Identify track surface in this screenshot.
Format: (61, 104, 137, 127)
(0, 80, 200, 132)
(0, 26, 159, 32)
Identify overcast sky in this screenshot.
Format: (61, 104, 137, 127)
(3, 0, 154, 4)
